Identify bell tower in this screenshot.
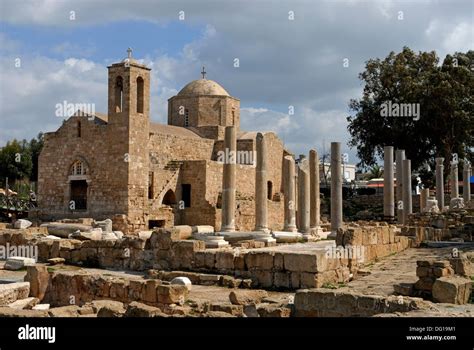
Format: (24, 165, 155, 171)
(106, 49, 152, 232)
(108, 48, 151, 125)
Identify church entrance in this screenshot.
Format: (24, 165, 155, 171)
(70, 180, 87, 210)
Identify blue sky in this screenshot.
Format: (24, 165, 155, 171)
(0, 0, 472, 166)
(1, 20, 203, 62)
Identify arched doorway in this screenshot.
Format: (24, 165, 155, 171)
(162, 189, 177, 206)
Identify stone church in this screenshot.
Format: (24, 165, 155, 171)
(38, 52, 290, 233)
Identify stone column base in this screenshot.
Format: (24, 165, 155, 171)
(272, 231, 303, 243)
(252, 232, 276, 246)
(309, 226, 328, 240)
(192, 233, 230, 248)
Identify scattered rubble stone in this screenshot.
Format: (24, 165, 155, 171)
(24, 265, 49, 300)
(209, 303, 244, 316)
(14, 219, 32, 229)
(32, 304, 50, 310)
(0, 306, 49, 317)
(294, 289, 430, 317)
(47, 258, 65, 265)
(41, 223, 92, 238)
(432, 276, 472, 304)
(92, 300, 126, 317)
(257, 304, 291, 317)
(124, 301, 168, 317)
(70, 228, 102, 241)
(0, 282, 30, 305)
(229, 290, 268, 305)
(8, 297, 39, 310)
(170, 277, 192, 291)
(48, 305, 81, 317)
(4, 257, 36, 270)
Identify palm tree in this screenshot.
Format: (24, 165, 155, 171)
(368, 164, 383, 179)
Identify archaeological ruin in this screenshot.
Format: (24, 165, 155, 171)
(0, 52, 472, 320)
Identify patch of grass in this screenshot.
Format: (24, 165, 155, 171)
(321, 282, 347, 289)
(47, 267, 56, 273)
(321, 282, 337, 289)
(366, 262, 375, 269)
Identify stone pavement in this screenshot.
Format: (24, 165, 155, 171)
(341, 247, 468, 296)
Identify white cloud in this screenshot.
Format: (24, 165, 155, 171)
(442, 22, 473, 54)
(64, 58, 96, 72)
(52, 42, 96, 57)
(0, 0, 472, 162)
(0, 54, 106, 145)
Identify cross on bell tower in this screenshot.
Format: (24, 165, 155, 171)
(201, 66, 206, 79)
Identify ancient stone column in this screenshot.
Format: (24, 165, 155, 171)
(221, 126, 236, 232)
(298, 159, 310, 234)
(255, 132, 268, 232)
(463, 161, 471, 203)
(435, 157, 445, 210)
(395, 149, 405, 223)
(383, 146, 394, 219)
(402, 159, 412, 224)
(420, 188, 429, 213)
(309, 149, 321, 229)
(451, 161, 459, 199)
(283, 155, 297, 232)
(330, 142, 343, 235)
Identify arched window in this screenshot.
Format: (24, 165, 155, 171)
(77, 121, 81, 137)
(136, 77, 144, 113)
(162, 189, 177, 205)
(267, 181, 273, 200)
(70, 160, 87, 175)
(115, 76, 123, 113)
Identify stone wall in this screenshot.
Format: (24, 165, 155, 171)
(336, 223, 412, 264)
(25, 267, 189, 307)
(168, 95, 240, 132)
(38, 116, 129, 221)
(148, 132, 215, 170)
(404, 210, 473, 243)
(294, 289, 430, 317)
(413, 260, 454, 297)
(1, 228, 351, 290)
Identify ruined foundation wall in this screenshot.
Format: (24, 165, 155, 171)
(336, 223, 412, 264)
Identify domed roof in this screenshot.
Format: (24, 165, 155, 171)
(178, 79, 229, 97)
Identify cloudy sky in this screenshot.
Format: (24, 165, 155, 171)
(0, 0, 472, 165)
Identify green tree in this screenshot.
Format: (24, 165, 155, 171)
(0, 139, 33, 185)
(347, 47, 473, 178)
(367, 164, 383, 179)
